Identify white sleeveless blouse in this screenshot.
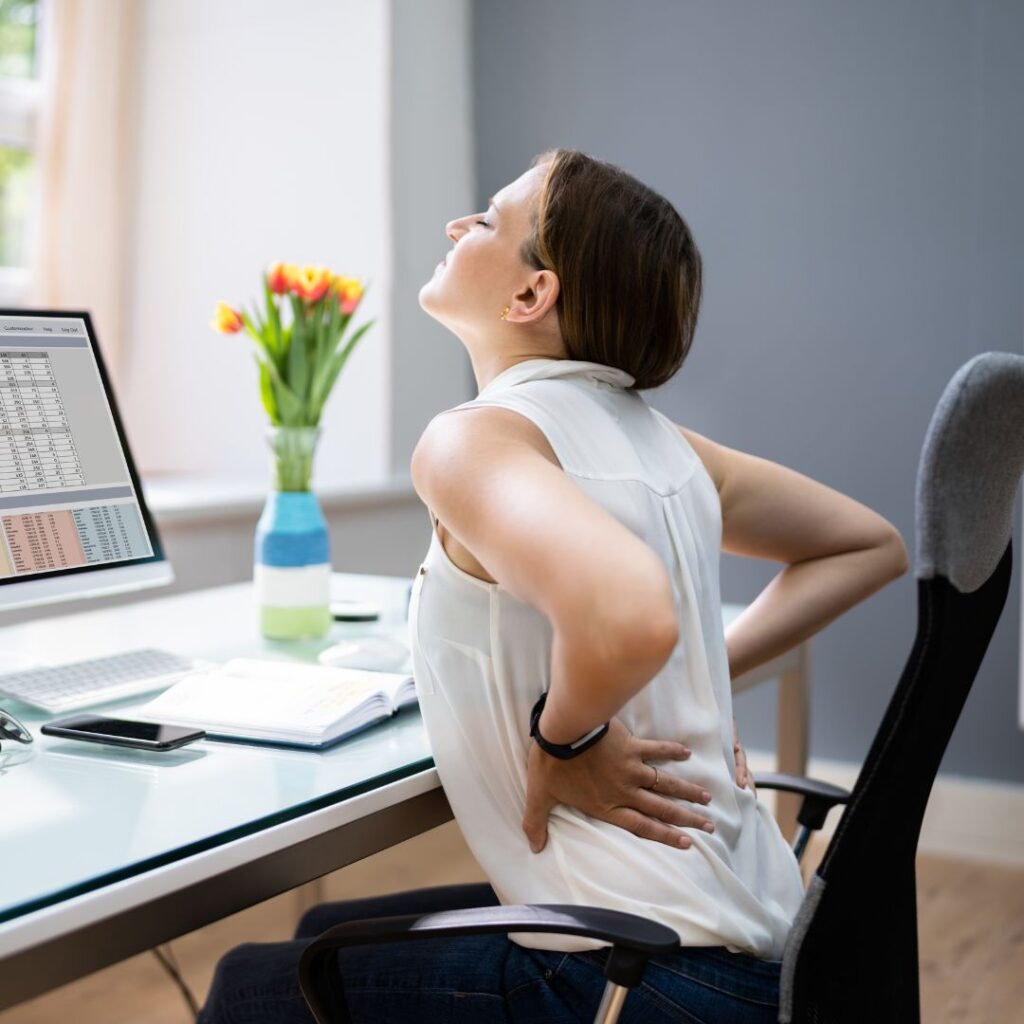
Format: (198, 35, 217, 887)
(407, 357, 804, 957)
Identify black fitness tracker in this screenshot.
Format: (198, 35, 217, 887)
(529, 691, 609, 760)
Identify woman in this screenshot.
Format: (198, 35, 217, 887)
(200, 149, 908, 1022)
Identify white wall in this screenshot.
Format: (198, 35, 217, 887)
(120, 0, 392, 490)
(389, 0, 478, 472)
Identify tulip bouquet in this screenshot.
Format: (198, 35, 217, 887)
(212, 263, 375, 491)
(212, 262, 373, 431)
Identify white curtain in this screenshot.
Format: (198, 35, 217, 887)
(28, 0, 139, 384)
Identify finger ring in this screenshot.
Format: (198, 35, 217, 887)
(649, 764, 660, 792)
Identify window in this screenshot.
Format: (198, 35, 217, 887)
(0, 0, 41, 304)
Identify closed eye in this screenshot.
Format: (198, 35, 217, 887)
(476, 219, 492, 227)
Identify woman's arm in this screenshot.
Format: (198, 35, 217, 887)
(412, 406, 680, 740)
(413, 406, 718, 852)
(679, 427, 910, 678)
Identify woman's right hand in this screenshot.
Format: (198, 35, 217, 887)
(522, 717, 715, 853)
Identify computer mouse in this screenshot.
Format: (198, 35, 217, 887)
(318, 635, 410, 672)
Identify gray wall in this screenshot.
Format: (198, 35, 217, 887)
(472, 0, 1024, 783)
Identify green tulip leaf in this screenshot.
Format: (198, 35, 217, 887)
(259, 352, 303, 424)
(255, 355, 281, 424)
(286, 295, 310, 400)
(311, 318, 375, 420)
(264, 278, 283, 358)
(243, 315, 275, 364)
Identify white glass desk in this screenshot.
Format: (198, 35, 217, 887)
(0, 572, 452, 1011)
(0, 573, 809, 1011)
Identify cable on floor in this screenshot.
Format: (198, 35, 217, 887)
(152, 943, 199, 1021)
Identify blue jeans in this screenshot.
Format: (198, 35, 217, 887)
(199, 883, 783, 1023)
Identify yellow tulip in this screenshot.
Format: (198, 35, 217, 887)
(293, 265, 332, 302)
(338, 277, 363, 314)
(211, 301, 244, 334)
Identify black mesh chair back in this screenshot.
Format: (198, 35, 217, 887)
(778, 352, 1024, 1023)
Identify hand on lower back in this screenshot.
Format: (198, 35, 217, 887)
(521, 717, 715, 853)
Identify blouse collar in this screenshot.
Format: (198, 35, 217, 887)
(477, 358, 636, 399)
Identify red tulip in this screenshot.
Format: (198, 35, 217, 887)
(266, 262, 295, 295)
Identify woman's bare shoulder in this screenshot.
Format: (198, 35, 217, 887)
(415, 405, 561, 468)
(409, 403, 679, 628)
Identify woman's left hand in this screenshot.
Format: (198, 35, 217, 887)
(522, 717, 715, 853)
(733, 716, 756, 795)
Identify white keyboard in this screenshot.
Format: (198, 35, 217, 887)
(0, 648, 205, 714)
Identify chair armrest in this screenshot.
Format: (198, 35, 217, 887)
(754, 771, 851, 831)
(298, 903, 679, 1022)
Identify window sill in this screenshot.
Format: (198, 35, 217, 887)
(141, 474, 419, 526)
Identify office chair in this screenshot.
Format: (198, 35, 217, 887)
(298, 351, 1023, 1024)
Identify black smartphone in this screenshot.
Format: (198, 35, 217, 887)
(41, 715, 205, 751)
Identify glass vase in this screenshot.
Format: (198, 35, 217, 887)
(254, 425, 332, 640)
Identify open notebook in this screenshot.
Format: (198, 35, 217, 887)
(118, 658, 418, 750)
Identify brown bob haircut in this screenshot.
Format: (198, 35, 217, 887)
(521, 148, 702, 391)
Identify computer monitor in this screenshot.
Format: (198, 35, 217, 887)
(0, 309, 172, 611)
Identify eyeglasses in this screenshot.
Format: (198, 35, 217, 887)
(0, 707, 33, 751)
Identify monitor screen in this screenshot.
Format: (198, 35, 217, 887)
(0, 310, 170, 607)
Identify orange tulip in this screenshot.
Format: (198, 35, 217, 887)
(266, 262, 295, 295)
(292, 265, 332, 302)
(211, 301, 244, 334)
(334, 276, 363, 314)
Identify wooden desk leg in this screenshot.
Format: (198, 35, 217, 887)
(293, 877, 326, 919)
(775, 643, 810, 843)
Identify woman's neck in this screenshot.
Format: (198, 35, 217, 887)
(467, 340, 569, 394)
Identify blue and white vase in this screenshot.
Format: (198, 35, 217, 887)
(254, 426, 331, 640)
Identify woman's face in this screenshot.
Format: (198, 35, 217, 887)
(418, 164, 560, 344)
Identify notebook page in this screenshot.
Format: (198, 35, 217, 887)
(223, 658, 416, 713)
(134, 668, 383, 738)
(221, 658, 403, 690)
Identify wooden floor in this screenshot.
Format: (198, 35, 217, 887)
(2, 823, 1022, 1023)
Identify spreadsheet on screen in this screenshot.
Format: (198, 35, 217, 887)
(0, 314, 153, 578)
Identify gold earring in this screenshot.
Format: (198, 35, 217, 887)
(499, 306, 510, 321)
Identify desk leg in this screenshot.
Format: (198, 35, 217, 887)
(775, 643, 810, 843)
(293, 878, 326, 918)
